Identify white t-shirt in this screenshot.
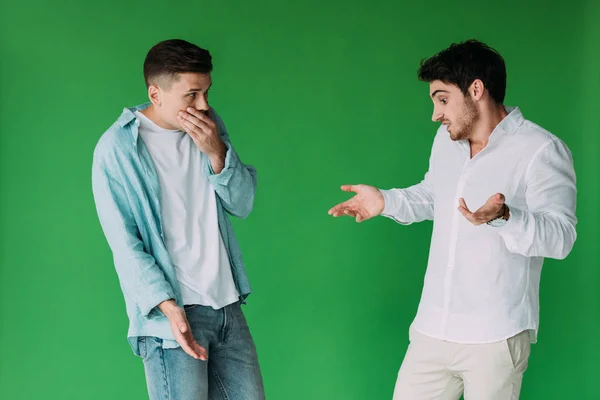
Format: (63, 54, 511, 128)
(135, 111, 239, 309)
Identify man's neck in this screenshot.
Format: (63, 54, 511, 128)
(469, 104, 509, 149)
(140, 104, 173, 130)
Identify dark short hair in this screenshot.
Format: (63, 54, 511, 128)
(417, 39, 506, 104)
(143, 39, 213, 88)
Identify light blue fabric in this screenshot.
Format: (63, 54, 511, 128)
(91, 103, 257, 355)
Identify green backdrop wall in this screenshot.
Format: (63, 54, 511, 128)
(1, 0, 598, 398)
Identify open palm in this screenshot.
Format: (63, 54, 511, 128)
(328, 184, 385, 223)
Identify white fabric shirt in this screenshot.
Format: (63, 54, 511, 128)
(135, 111, 239, 309)
(380, 107, 577, 344)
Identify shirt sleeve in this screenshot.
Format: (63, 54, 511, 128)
(206, 111, 257, 219)
(496, 138, 577, 259)
(379, 148, 435, 225)
(92, 147, 175, 318)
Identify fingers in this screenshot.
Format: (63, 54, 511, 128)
(176, 324, 200, 359)
(329, 186, 360, 216)
(181, 339, 207, 361)
(457, 206, 473, 221)
(470, 193, 505, 225)
(351, 209, 371, 223)
(327, 203, 371, 223)
(187, 335, 208, 360)
(457, 198, 471, 217)
(194, 343, 208, 360)
(493, 193, 505, 205)
(184, 107, 216, 132)
(186, 107, 214, 125)
(457, 197, 478, 224)
(343, 209, 369, 222)
(176, 323, 208, 360)
(329, 202, 360, 217)
(458, 198, 492, 226)
(328, 199, 351, 216)
(179, 118, 202, 139)
(178, 109, 213, 135)
(178, 114, 210, 136)
(328, 205, 353, 218)
(344, 209, 358, 218)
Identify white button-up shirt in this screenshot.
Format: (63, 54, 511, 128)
(381, 107, 577, 344)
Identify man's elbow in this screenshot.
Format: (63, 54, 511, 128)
(555, 223, 577, 260)
(229, 192, 255, 220)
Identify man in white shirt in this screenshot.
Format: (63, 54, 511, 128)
(328, 39, 577, 400)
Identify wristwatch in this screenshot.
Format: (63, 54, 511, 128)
(486, 203, 509, 227)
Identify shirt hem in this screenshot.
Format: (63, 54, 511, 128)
(410, 324, 538, 344)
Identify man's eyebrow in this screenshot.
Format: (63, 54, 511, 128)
(186, 83, 212, 92)
(431, 89, 449, 98)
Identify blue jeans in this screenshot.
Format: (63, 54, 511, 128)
(138, 302, 265, 400)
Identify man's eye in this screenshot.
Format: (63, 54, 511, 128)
(440, 98, 447, 104)
(188, 93, 196, 98)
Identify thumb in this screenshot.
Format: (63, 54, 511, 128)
(341, 185, 356, 193)
(178, 323, 188, 334)
(494, 193, 505, 205)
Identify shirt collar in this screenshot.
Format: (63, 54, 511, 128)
(115, 102, 151, 145)
(117, 102, 151, 128)
(496, 106, 525, 135)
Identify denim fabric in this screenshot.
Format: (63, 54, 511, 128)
(139, 302, 265, 400)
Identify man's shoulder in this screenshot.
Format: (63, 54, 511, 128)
(517, 118, 568, 153)
(93, 107, 139, 165)
(95, 123, 132, 159)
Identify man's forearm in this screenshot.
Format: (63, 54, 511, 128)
(158, 299, 180, 318)
(208, 141, 227, 174)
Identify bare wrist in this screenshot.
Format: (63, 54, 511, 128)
(211, 142, 226, 160)
(209, 142, 226, 174)
(209, 153, 225, 167)
(158, 299, 179, 317)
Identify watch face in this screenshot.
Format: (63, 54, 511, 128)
(488, 218, 507, 228)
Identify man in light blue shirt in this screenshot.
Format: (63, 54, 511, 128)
(92, 39, 265, 400)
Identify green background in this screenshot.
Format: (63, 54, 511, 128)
(1, 0, 598, 398)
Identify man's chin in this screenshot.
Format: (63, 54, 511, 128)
(449, 132, 464, 141)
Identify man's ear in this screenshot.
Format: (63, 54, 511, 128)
(148, 84, 161, 107)
(469, 79, 485, 101)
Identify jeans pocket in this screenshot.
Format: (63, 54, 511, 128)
(184, 304, 201, 312)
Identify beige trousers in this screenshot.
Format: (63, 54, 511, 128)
(392, 329, 531, 400)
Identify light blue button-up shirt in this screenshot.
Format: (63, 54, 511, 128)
(91, 103, 257, 355)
